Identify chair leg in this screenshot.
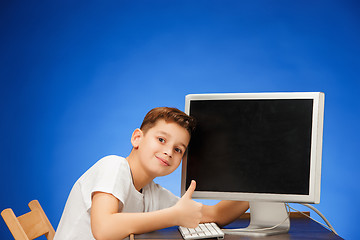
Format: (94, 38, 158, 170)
(1, 208, 29, 240)
(28, 200, 55, 240)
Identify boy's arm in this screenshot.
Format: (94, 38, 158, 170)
(91, 180, 202, 240)
(201, 200, 249, 227)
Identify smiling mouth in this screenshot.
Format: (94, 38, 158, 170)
(156, 156, 170, 166)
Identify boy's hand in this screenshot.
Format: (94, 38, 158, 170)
(174, 180, 203, 228)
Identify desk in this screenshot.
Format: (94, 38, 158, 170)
(134, 215, 343, 240)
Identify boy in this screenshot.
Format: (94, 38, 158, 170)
(54, 107, 248, 240)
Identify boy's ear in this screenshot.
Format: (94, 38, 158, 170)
(131, 128, 143, 149)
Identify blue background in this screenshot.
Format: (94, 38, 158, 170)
(1, 1, 359, 239)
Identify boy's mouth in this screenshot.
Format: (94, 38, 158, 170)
(156, 156, 170, 166)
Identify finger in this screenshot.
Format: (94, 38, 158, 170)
(183, 180, 196, 199)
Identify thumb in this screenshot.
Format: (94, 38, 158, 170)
(183, 180, 196, 199)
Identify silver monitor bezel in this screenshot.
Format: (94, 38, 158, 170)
(182, 92, 324, 204)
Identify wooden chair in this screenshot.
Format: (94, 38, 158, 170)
(1, 200, 55, 240)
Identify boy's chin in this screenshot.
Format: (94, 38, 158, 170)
(155, 170, 173, 177)
(153, 168, 176, 177)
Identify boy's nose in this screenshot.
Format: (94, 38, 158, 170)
(164, 149, 173, 158)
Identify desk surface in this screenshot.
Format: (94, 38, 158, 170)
(134, 217, 342, 240)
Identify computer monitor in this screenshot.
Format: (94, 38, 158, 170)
(181, 92, 324, 236)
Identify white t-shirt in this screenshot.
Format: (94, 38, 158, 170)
(54, 155, 179, 240)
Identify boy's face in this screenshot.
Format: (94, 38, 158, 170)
(134, 119, 191, 178)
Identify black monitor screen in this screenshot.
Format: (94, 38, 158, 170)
(186, 99, 313, 195)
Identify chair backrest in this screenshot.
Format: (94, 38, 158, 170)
(1, 200, 55, 240)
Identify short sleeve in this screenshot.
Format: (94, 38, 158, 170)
(78, 155, 132, 211)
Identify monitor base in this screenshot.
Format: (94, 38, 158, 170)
(223, 201, 290, 236)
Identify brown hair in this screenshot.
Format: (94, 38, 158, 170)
(140, 107, 196, 135)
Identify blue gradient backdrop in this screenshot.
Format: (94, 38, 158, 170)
(1, 1, 359, 239)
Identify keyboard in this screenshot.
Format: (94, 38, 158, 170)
(179, 222, 225, 239)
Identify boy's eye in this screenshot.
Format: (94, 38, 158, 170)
(158, 137, 165, 143)
(175, 148, 182, 154)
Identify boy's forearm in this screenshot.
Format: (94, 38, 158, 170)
(201, 200, 249, 227)
(91, 183, 202, 240)
(92, 207, 178, 240)
(117, 207, 178, 235)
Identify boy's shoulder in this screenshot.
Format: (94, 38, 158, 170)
(94, 155, 128, 169)
(98, 154, 125, 163)
(80, 155, 128, 179)
(77, 155, 131, 191)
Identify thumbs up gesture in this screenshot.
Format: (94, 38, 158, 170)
(173, 180, 203, 228)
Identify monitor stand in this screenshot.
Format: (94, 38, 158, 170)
(224, 201, 290, 236)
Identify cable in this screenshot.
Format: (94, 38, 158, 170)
(292, 203, 338, 236)
(286, 204, 329, 231)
